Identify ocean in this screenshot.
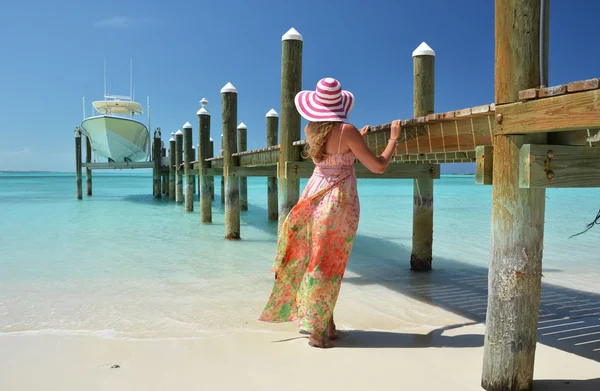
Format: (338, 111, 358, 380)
(1, 173, 600, 341)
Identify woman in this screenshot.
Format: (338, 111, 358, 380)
(258, 77, 402, 348)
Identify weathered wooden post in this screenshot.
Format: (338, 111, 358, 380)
(85, 135, 92, 196)
(266, 108, 279, 221)
(482, 1, 547, 390)
(220, 134, 225, 204)
(75, 127, 82, 200)
(221, 82, 240, 239)
(183, 122, 194, 211)
(169, 133, 176, 201)
(153, 128, 162, 199)
(197, 97, 212, 223)
(191, 146, 197, 194)
(410, 42, 435, 271)
(209, 137, 215, 200)
(161, 141, 168, 195)
(175, 129, 184, 204)
(278, 28, 303, 230)
(237, 122, 248, 211)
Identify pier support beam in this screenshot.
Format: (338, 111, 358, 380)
(220, 134, 225, 204)
(161, 142, 168, 195)
(183, 122, 194, 211)
(237, 122, 248, 211)
(153, 129, 162, 199)
(198, 98, 212, 223)
(482, 1, 548, 390)
(169, 134, 176, 201)
(209, 138, 215, 200)
(266, 109, 279, 221)
(221, 82, 240, 239)
(175, 129, 184, 204)
(410, 42, 435, 271)
(85, 135, 92, 196)
(75, 128, 82, 200)
(278, 28, 303, 231)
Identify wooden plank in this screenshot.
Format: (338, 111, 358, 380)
(82, 162, 155, 169)
(537, 84, 566, 98)
(208, 158, 224, 169)
(567, 78, 600, 93)
(475, 146, 493, 185)
(225, 165, 277, 177)
(236, 147, 280, 166)
(518, 88, 539, 101)
(495, 89, 600, 135)
(285, 161, 440, 180)
(519, 144, 600, 188)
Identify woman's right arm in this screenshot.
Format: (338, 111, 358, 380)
(347, 121, 401, 174)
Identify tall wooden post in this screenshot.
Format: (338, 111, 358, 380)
(221, 82, 240, 239)
(169, 134, 176, 201)
(266, 108, 279, 221)
(192, 146, 197, 194)
(161, 141, 168, 195)
(237, 122, 248, 211)
(175, 129, 184, 204)
(220, 134, 225, 204)
(482, 1, 547, 390)
(85, 135, 92, 196)
(153, 128, 162, 199)
(198, 97, 212, 223)
(183, 122, 194, 211)
(75, 128, 82, 200)
(278, 28, 303, 230)
(209, 138, 215, 200)
(410, 42, 435, 271)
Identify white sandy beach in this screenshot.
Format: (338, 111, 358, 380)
(2, 323, 599, 391)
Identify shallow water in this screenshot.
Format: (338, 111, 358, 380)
(1, 173, 599, 339)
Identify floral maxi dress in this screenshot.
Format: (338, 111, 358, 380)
(258, 144, 360, 337)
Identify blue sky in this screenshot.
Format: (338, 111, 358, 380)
(1, 0, 599, 172)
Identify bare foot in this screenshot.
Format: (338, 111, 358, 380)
(308, 334, 329, 348)
(328, 319, 338, 340)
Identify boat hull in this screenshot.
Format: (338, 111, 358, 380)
(81, 116, 150, 162)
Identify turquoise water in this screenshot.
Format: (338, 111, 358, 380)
(1, 173, 599, 338)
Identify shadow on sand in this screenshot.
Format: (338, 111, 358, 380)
(533, 378, 600, 391)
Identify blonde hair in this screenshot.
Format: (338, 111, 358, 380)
(302, 121, 337, 163)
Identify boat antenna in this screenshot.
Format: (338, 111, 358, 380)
(103, 57, 107, 99)
(147, 96, 151, 136)
(129, 58, 133, 99)
(82, 96, 86, 120)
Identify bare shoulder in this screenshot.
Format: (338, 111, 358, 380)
(342, 123, 361, 138)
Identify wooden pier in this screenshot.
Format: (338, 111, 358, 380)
(74, 1, 600, 389)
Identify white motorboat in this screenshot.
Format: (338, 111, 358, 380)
(80, 60, 151, 163)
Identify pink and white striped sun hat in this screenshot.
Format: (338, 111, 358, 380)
(294, 78, 354, 122)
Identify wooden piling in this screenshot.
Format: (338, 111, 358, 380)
(482, 1, 547, 390)
(192, 146, 197, 194)
(85, 135, 92, 196)
(75, 128, 82, 200)
(197, 97, 212, 223)
(209, 138, 215, 200)
(183, 122, 194, 211)
(410, 42, 435, 271)
(266, 108, 279, 221)
(237, 122, 248, 211)
(153, 129, 162, 199)
(221, 82, 240, 239)
(278, 28, 303, 230)
(175, 129, 184, 204)
(169, 134, 176, 201)
(161, 143, 168, 195)
(220, 134, 225, 204)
